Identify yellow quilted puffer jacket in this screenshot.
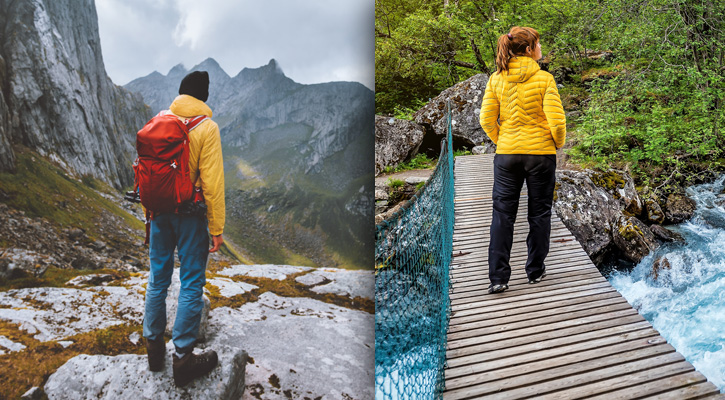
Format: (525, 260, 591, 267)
(479, 56, 566, 154)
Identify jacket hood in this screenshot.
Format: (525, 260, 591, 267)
(503, 56, 541, 83)
(169, 95, 213, 118)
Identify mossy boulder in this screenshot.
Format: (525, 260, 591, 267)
(643, 196, 665, 224)
(664, 192, 697, 224)
(613, 215, 659, 263)
(374, 116, 425, 175)
(554, 168, 651, 264)
(590, 170, 642, 216)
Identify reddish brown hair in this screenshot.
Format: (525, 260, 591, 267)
(495, 26, 540, 74)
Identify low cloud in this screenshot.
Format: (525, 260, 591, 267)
(96, 0, 374, 89)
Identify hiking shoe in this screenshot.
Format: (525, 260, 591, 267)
(488, 283, 509, 294)
(173, 350, 219, 387)
(529, 269, 547, 284)
(145, 337, 166, 372)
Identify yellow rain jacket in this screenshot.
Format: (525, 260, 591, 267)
(168, 95, 225, 236)
(479, 56, 566, 154)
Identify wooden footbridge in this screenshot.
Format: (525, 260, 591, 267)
(444, 154, 724, 399)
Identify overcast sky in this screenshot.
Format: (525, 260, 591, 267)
(96, 0, 374, 90)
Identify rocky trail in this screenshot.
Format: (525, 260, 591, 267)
(1, 260, 374, 399)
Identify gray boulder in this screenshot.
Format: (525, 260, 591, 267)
(612, 215, 659, 263)
(414, 73, 495, 150)
(650, 224, 685, 243)
(166, 268, 210, 342)
(44, 341, 248, 400)
(588, 170, 643, 216)
(374, 116, 425, 175)
(644, 196, 665, 224)
(665, 192, 697, 223)
(554, 169, 655, 264)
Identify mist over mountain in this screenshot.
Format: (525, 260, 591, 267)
(125, 59, 374, 269)
(0, 0, 151, 189)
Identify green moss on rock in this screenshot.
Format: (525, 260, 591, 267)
(591, 170, 626, 198)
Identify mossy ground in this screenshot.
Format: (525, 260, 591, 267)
(0, 268, 130, 292)
(204, 267, 373, 314)
(0, 321, 145, 399)
(0, 146, 144, 239)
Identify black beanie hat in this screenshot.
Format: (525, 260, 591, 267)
(178, 71, 209, 102)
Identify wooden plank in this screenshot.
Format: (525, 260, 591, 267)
(444, 341, 676, 396)
(534, 360, 696, 400)
(448, 295, 627, 332)
(447, 309, 641, 351)
(473, 357, 693, 400)
(446, 315, 647, 359)
(449, 287, 621, 322)
(449, 276, 609, 305)
(448, 301, 635, 342)
(447, 320, 653, 368)
(450, 281, 613, 313)
(446, 327, 661, 379)
(587, 374, 718, 400)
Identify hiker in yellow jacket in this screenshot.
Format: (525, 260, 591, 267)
(143, 71, 225, 386)
(479, 26, 566, 294)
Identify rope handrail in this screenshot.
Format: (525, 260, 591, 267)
(374, 104, 455, 399)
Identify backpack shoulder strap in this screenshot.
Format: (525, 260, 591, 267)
(186, 115, 209, 132)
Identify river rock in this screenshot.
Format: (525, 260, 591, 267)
(649, 224, 685, 243)
(651, 256, 671, 281)
(589, 170, 643, 216)
(612, 215, 659, 263)
(643, 196, 665, 224)
(554, 170, 622, 263)
(413, 73, 495, 150)
(665, 192, 697, 223)
(375, 116, 425, 175)
(555, 169, 655, 264)
(166, 268, 210, 342)
(44, 342, 248, 400)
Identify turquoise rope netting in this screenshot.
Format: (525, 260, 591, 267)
(375, 107, 455, 399)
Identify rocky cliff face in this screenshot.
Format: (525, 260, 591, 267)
(126, 59, 375, 269)
(0, 0, 151, 188)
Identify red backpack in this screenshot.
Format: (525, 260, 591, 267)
(133, 111, 207, 243)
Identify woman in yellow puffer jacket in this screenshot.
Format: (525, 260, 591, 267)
(479, 26, 566, 294)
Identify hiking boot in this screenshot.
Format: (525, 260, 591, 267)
(173, 350, 219, 387)
(145, 337, 166, 372)
(488, 283, 509, 294)
(529, 269, 547, 284)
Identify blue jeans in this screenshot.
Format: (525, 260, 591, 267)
(489, 154, 556, 285)
(143, 213, 209, 354)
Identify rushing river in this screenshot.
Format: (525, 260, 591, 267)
(607, 174, 725, 391)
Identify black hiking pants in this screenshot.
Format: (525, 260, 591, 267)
(488, 154, 557, 285)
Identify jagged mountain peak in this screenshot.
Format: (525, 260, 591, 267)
(167, 63, 186, 78)
(236, 58, 286, 80)
(190, 57, 230, 80)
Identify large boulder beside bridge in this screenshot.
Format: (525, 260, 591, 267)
(554, 169, 659, 264)
(375, 115, 425, 175)
(413, 73, 496, 153)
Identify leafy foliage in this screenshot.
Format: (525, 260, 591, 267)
(377, 0, 725, 186)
